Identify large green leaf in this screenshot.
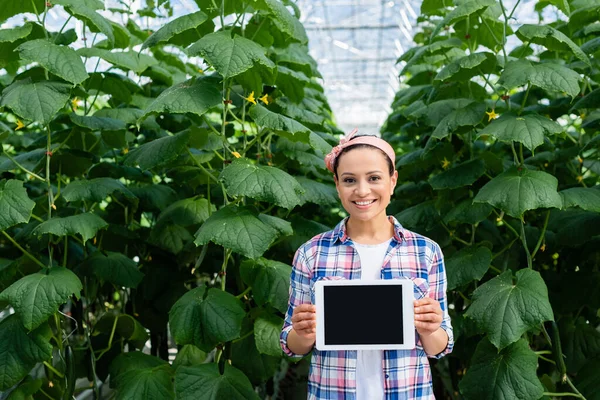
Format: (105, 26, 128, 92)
(109, 352, 174, 400)
(473, 167, 562, 218)
(240, 258, 291, 313)
(258, 214, 293, 237)
(32, 213, 109, 243)
(0, 24, 33, 43)
(231, 334, 279, 384)
(156, 197, 214, 226)
(0, 315, 52, 391)
(187, 32, 275, 79)
(0, 80, 71, 125)
(498, 60, 581, 98)
(560, 187, 600, 212)
(123, 131, 190, 171)
(430, 0, 497, 39)
(459, 338, 544, 400)
(16, 39, 88, 85)
(275, 66, 310, 102)
(0, 180, 35, 231)
(62, 177, 135, 203)
(219, 159, 304, 209)
(80, 251, 144, 288)
(435, 52, 496, 82)
(148, 223, 193, 254)
(255, 0, 308, 43)
(477, 113, 563, 152)
(94, 108, 144, 125)
(69, 113, 126, 131)
(443, 199, 493, 225)
(560, 317, 600, 373)
(139, 78, 221, 121)
(0, 267, 82, 330)
(175, 364, 260, 400)
(0, 0, 44, 23)
(77, 48, 158, 74)
(254, 314, 284, 357)
(465, 269, 554, 349)
(446, 246, 491, 290)
(431, 102, 485, 139)
(169, 286, 245, 352)
(574, 358, 600, 400)
(516, 24, 590, 65)
(571, 88, 600, 111)
(272, 43, 320, 78)
(194, 205, 279, 259)
(249, 104, 311, 137)
(295, 176, 339, 206)
(54, 0, 115, 45)
(172, 345, 207, 371)
(95, 313, 149, 349)
(395, 200, 440, 231)
(142, 11, 209, 49)
(429, 159, 486, 190)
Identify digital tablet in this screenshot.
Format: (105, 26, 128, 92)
(314, 279, 415, 351)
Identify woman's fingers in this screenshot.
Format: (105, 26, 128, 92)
(292, 311, 316, 323)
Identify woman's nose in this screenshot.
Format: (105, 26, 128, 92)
(355, 180, 370, 196)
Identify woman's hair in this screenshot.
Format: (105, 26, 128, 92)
(332, 134, 395, 178)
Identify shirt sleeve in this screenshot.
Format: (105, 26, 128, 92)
(280, 244, 313, 358)
(427, 241, 454, 359)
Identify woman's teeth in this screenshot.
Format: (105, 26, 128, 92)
(354, 200, 375, 205)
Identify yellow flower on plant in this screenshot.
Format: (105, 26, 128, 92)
(243, 91, 257, 105)
(71, 97, 79, 110)
(486, 109, 499, 121)
(441, 157, 451, 170)
(232, 151, 241, 159)
(259, 94, 269, 105)
(576, 175, 584, 183)
(15, 119, 25, 130)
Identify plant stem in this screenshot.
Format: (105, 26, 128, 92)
(2, 152, 45, 181)
(220, 249, 232, 291)
(43, 361, 65, 378)
(519, 83, 532, 115)
(46, 126, 53, 221)
(1, 231, 46, 268)
(531, 211, 550, 259)
(543, 393, 584, 398)
(520, 219, 533, 269)
(186, 148, 219, 183)
(54, 15, 73, 43)
(96, 316, 118, 361)
(236, 286, 251, 299)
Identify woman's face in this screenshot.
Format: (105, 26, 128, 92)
(334, 147, 398, 223)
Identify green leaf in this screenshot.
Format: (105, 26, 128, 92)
(0, 315, 52, 391)
(175, 364, 260, 400)
(275, 65, 310, 102)
(77, 48, 158, 74)
(81, 251, 144, 288)
(0, 24, 33, 43)
(32, 213, 109, 243)
(95, 313, 149, 348)
(446, 246, 492, 290)
(16, 39, 88, 85)
(140, 78, 221, 121)
(571, 88, 600, 111)
(54, 1, 115, 45)
(477, 113, 563, 152)
(431, 0, 497, 39)
(435, 52, 496, 82)
(272, 43, 320, 78)
(169, 286, 245, 352)
(231, 334, 279, 384)
(172, 345, 207, 370)
(465, 269, 554, 349)
(0, 80, 71, 125)
(295, 176, 339, 206)
(142, 11, 208, 49)
(187, 32, 275, 79)
(574, 358, 600, 400)
(429, 159, 486, 190)
(560, 317, 600, 373)
(258, 214, 293, 237)
(219, 159, 304, 209)
(0, 180, 35, 231)
(443, 199, 493, 224)
(560, 187, 600, 212)
(516, 24, 591, 66)
(194, 205, 279, 259)
(156, 197, 214, 226)
(473, 166, 562, 218)
(130, 185, 177, 211)
(0, 0, 44, 23)
(395, 200, 440, 231)
(498, 60, 582, 98)
(109, 352, 174, 400)
(62, 177, 135, 203)
(94, 108, 144, 124)
(240, 258, 291, 313)
(0, 267, 82, 330)
(431, 102, 485, 139)
(254, 314, 284, 357)
(148, 223, 193, 254)
(5, 377, 43, 399)
(255, 0, 308, 43)
(459, 338, 544, 400)
(123, 131, 190, 171)
(69, 113, 126, 131)
(249, 104, 311, 137)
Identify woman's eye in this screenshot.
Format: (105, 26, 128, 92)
(343, 178, 355, 184)
(370, 176, 381, 181)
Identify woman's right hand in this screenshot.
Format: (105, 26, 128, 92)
(291, 304, 317, 342)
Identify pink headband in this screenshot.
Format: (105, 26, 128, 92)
(324, 128, 396, 173)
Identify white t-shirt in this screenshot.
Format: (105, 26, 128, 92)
(354, 238, 392, 400)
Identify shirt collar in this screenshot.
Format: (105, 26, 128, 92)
(332, 215, 405, 244)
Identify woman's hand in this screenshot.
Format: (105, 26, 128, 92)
(414, 297, 442, 336)
(291, 304, 317, 342)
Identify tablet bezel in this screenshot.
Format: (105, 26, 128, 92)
(314, 279, 416, 351)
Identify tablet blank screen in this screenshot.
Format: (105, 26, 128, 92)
(323, 284, 404, 345)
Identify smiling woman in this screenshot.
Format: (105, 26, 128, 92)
(280, 130, 453, 400)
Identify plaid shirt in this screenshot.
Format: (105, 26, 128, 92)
(280, 216, 454, 400)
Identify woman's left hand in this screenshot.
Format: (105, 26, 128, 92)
(414, 297, 442, 336)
